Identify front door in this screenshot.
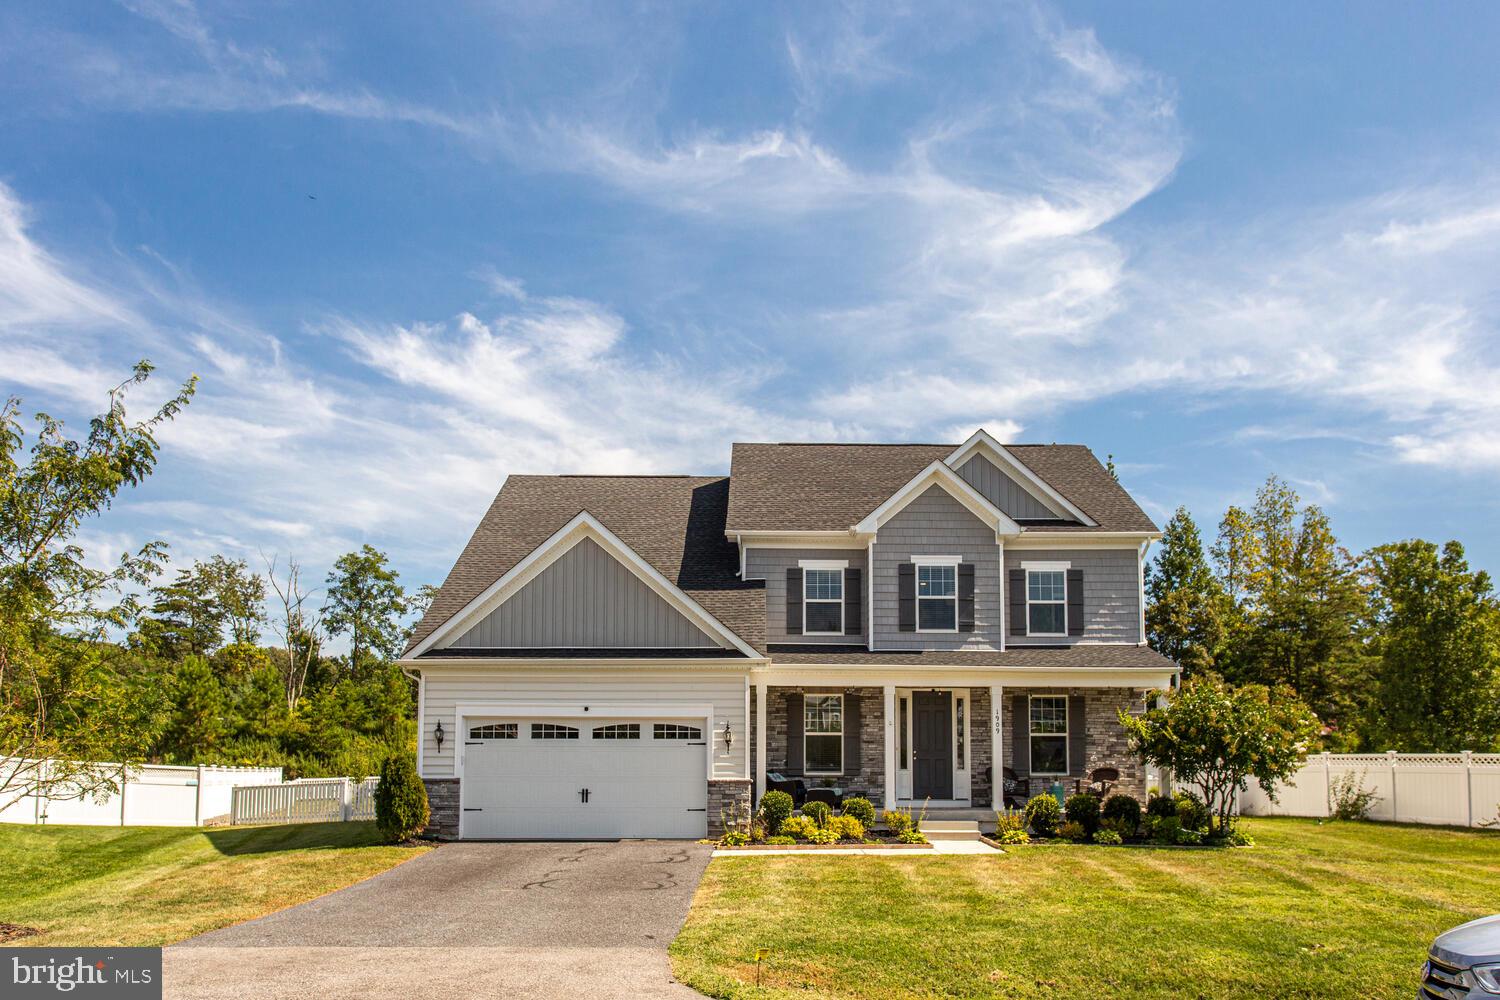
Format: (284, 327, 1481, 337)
(912, 691, 952, 799)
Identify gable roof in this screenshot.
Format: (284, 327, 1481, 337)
(725, 442, 1157, 533)
(851, 460, 1022, 536)
(404, 475, 766, 657)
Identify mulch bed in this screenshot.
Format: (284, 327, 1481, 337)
(718, 840, 934, 851)
(0, 923, 41, 943)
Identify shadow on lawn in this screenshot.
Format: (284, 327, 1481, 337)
(203, 820, 386, 856)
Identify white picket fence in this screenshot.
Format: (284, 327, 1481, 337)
(230, 777, 379, 826)
(0, 759, 284, 827)
(1239, 752, 1500, 828)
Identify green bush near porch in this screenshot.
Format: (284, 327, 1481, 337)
(670, 817, 1500, 1000)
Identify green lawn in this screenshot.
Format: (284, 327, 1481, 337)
(0, 822, 429, 947)
(671, 817, 1500, 1000)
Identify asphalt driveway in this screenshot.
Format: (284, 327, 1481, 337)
(165, 840, 713, 999)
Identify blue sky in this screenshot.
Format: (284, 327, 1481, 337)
(4, 0, 1500, 620)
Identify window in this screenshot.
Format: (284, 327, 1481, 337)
(1028, 696, 1068, 776)
(956, 697, 966, 770)
(531, 723, 579, 740)
(1027, 569, 1067, 635)
(592, 723, 640, 740)
(916, 563, 958, 631)
(804, 694, 843, 774)
(803, 568, 844, 634)
(469, 723, 517, 740)
(653, 723, 703, 740)
(898, 697, 909, 770)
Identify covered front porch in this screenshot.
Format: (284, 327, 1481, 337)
(749, 666, 1169, 815)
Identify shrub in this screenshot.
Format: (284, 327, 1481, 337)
(840, 796, 876, 828)
(897, 827, 928, 844)
(1065, 793, 1101, 834)
(1146, 794, 1178, 819)
(1024, 793, 1062, 837)
(882, 808, 915, 838)
(1101, 794, 1142, 837)
(805, 826, 839, 845)
(1149, 815, 1181, 845)
(802, 800, 832, 828)
(994, 810, 1027, 838)
(781, 815, 816, 840)
(1057, 820, 1089, 843)
(1174, 827, 1204, 846)
(374, 753, 429, 842)
(1174, 790, 1211, 832)
(1093, 828, 1123, 845)
(1226, 829, 1255, 847)
(829, 814, 865, 841)
(765, 835, 795, 846)
(996, 827, 1030, 845)
(759, 790, 794, 836)
(1330, 771, 1379, 821)
(719, 830, 750, 847)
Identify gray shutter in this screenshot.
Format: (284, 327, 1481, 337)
(1067, 568, 1084, 637)
(898, 563, 916, 632)
(958, 562, 976, 632)
(844, 568, 862, 636)
(1008, 569, 1027, 636)
(1011, 695, 1030, 775)
(842, 693, 860, 775)
(1068, 695, 1086, 776)
(787, 692, 804, 773)
(786, 567, 803, 636)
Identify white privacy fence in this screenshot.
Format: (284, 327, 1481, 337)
(0, 760, 284, 827)
(1239, 752, 1500, 828)
(230, 777, 379, 826)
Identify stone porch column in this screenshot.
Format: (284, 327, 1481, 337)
(883, 683, 897, 811)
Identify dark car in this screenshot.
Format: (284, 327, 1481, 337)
(1421, 915, 1500, 999)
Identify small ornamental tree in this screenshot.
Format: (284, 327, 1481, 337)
(1119, 673, 1320, 834)
(375, 753, 430, 842)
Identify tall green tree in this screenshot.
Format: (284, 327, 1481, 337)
(1362, 540, 1500, 752)
(136, 555, 265, 659)
(324, 545, 406, 676)
(155, 655, 228, 762)
(1145, 506, 1227, 674)
(0, 362, 195, 805)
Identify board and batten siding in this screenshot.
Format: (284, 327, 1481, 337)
(743, 547, 867, 644)
(450, 537, 722, 649)
(872, 485, 1003, 650)
(1005, 548, 1141, 644)
(419, 669, 748, 781)
(956, 454, 1058, 520)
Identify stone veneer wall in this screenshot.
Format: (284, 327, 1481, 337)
(762, 686, 885, 805)
(970, 687, 992, 807)
(998, 688, 1149, 801)
(708, 779, 752, 836)
(422, 778, 460, 839)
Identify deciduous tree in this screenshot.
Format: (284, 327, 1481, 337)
(324, 545, 406, 676)
(1145, 507, 1226, 674)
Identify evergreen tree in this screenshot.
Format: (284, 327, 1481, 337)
(157, 655, 228, 762)
(1145, 507, 1226, 674)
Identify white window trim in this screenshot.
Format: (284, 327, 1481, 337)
(1025, 567, 1069, 638)
(803, 693, 844, 775)
(802, 565, 845, 636)
(914, 559, 960, 634)
(1028, 694, 1069, 777)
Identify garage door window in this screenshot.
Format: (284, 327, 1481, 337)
(468, 723, 517, 739)
(531, 723, 580, 739)
(592, 723, 640, 740)
(653, 723, 703, 740)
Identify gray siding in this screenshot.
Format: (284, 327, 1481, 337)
(1005, 548, 1141, 644)
(450, 537, 722, 649)
(957, 454, 1059, 520)
(872, 486, 1003, 651)
(743, 547, 867, 645)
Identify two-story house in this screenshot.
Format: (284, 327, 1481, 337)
(399, 430, 1178, 839)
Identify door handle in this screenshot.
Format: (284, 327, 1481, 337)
(580, 787, 590, 804)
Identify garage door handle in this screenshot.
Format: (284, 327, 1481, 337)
(686, 742, 706, 746)
(580, 788, 590, 804)
(463, 808, 483, 812)
(686, 808, 706, 812)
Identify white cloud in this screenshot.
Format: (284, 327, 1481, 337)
(0, 182, 137, 333)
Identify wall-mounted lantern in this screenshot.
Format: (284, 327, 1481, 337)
(722, 720, 734, 753)
(434, 720, 446, 752)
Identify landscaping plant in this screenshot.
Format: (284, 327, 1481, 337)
(1101, 794, 1142, 837)
(1329, 771, 1379, 821)
(1093, 828, 1123, 845)
(1065, 792, 1101, 834)
(829, 815, 865, 841)
(1057, 820, 1089, 843)
(1024, 792, 1062, 837)
(374, 753, 429, 842)
(802, 800, 832, 828)
(840, 796, 876, 828)
(758, 790, 794, 836)
(882, 807, 915, 838)
(1146, 794, 1178, 819)
(993, 810, 1030, 845)
(781, 815, 816, 840)
(1174, 790, 1211, 832)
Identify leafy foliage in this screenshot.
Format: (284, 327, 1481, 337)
(1023, 793, 1062, 837)
(839, 796, 876, 828)
(325, 545, 408, 677)
(1101, 794, 1142, 837)
(374, 753, 429, 842)
(802, 800, 831, 828)
(1329, 771, 1379, 821)
(758, 790, 793, 836)
(1065, 793, 1101, 834)
(1145, 507, 1228, 674)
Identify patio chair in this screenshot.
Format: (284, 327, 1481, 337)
(803, 786, 841, 809)
(1078, 767, 1120, 799)
(1001, 767, 1031, 810)
(765, 772, 807, 806)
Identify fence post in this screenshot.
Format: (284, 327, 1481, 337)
(195, 765, 206, 827)
(119, 764, 129, 827)
(1463, 750, 1474, 828)
(1387, 750, 1399, 822)
(342, 778, 352, 822)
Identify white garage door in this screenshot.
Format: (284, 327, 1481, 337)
(460, 717, 708, 839)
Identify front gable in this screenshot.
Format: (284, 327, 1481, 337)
(956, 453, 1062, 520)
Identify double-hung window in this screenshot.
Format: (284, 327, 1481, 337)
(916, 561, 958, 632)
(1026, 568, 1067, 636)
(1028, 695, 1068, 776)
(803, 568, 844, 635)
(803, 694, 843, 774)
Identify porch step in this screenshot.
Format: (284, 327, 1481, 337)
(918, 819, 982, 842)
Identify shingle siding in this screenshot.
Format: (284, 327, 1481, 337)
(956, 454, 1058, 520)
(872, 486, 1003, 651)
(743, 547, 867, 645)
(1004, 548, 1141, 644)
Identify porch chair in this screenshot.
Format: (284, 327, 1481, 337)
(1078, 767, 1120, 799)
(1001, 767, 1031, 810)
(803, 786, 842, 809)
(765, 772, 808, 806)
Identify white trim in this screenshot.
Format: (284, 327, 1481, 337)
(798, 559, 850, 570)
(882, 685, 897, 811)
(1027, 693, 1070, 777)
(1008, 533, 1158, 547)
(990, 684, 1004, 801)
(1023, 566, 1068, 638)
(802, 565, 846, 636)
(997, 539, 1006, 652)
(1020, 560, 1071, 571)
(853, 461, 1023, 537)
(866, 538, 876, 652)
(944, 430, 1098, 526)
(802, 692, 844, 776)
(1138, 540, 1150, 647)
(908, 554, 962, 565)
(416, 671, 426, 776)
(728, 531, 869, 550)
(914, 560, 960, 634)
(407, 511, 759, 659)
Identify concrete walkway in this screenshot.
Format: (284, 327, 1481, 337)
(166, 841, 713, 1000)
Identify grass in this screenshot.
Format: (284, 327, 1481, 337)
(0, 821, 429, 947)
(670, 817, 1500, 1000)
